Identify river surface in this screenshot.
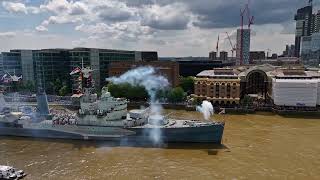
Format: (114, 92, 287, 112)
(0, 110, 320, 180)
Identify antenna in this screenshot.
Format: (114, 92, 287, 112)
(81, 57, 84, 69)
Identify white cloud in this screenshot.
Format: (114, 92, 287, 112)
(0, 31, 16, 38)
(140, 3, 192, 30)
(2, 1, 41, 14)
(0, 0, 297, 57)
(35, 25, 48, 32)
(2, 1, 27, 14)
(40, 0, 70, 14)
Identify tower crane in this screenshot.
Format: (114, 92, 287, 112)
(225, 32, 236, 58)
(239, 0, 254, 65)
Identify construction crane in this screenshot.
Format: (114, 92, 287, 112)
(225, 32, 236, 58)
(239, 0, 254, 65)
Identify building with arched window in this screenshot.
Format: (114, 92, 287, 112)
(193, 68, 241, 106)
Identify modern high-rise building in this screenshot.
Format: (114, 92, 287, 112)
(0, 48, 158, 94)
(313, 10, 320, 33)
(33, 49, 71, 93)
(69, 48, 157, 93)
(20, 50, 34, 85)
(294, 5, 313, 57)
(250, 51, 266, 62)
(300, 32, 320, 66)
(1, 50, 22, 78)
(236, 29, 251, 65)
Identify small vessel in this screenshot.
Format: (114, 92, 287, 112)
(0, 165, 26, 179)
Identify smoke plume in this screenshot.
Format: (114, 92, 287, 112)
(106, 66, 169, 144)
(196, 101, 214, 121)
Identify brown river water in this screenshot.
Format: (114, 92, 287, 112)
(0, 110, 320, 180)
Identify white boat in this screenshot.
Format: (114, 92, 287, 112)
(0, 165, 26, 179)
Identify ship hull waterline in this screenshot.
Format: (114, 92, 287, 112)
(0, 125, 224, 144)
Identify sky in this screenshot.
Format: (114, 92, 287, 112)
(0, 0, 318, 57)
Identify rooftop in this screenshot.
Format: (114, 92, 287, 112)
(197, 68, 238, 77)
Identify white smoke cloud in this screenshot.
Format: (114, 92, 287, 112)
(106, 66, 170, 144)
(196, 100, 214, 121)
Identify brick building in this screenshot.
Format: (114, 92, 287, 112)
(193, 68, 241, 106)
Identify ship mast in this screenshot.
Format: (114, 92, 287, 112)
(70, 57, 94, 94)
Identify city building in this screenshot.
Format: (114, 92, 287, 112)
(300, 32, 320, 66)
(1, 50, 22, 78)
(209, 51, 217, 60)
(250, 51, 265, 63)
(193, 68, 241, 106)
(108, 61, 179, 87)
(0, 48, 158, 94)
(252, 57, 301, 66)
(0, 49, 35, 86)
(69, 48, 157, 92)
(236, 29, 251, 65)
(20, 50, 34, 85)
(294, 5, 313, 57)
(237, 64, 275, 101)
(175, 59, 234, 77)
(314, 10, 320, 33)
(33, 49, 70, 93)
(220, 51, 228, 61)
(282, 45, 295, 57)
(272, 68, 320, 107)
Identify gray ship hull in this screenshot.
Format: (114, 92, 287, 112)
(0, 124, 224, 144)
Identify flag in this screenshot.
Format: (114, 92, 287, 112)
(1, 74, 7, 81)
(70, 67, 81, 75)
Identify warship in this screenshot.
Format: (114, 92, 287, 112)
(0, 65, 224, 144)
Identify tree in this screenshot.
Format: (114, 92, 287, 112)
(107, 83, 148, 101)
(24, 81, 35, 92)
(59, 85, 69, 96)
(49, 78, 63, 95)
(180, 76, 195, 94)
(167, 87, 186, 103)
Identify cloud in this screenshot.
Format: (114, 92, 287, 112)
(0, 0, 302, 56)
(69, 1, 87, 15)
(35, 25, 48, 32)
(140, 3, 191, 30)
(2, 1, 27, 14)
(2, 1, 41, 14)
(40, 0, 70, 14)
(0, 31, 16, 38)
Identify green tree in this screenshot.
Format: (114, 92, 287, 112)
(24, 81, 35, 92)
(107, 83, 148, 101)
(180, 76, 195, 94)
(59, 85, 69, 96)
(49, 78, 63, 95)
(167, 87, 186, 103)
